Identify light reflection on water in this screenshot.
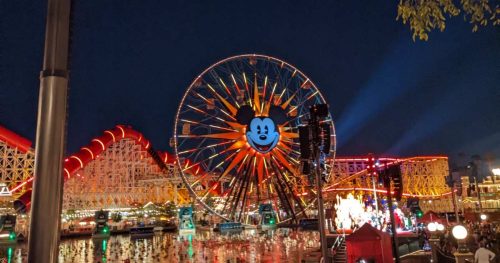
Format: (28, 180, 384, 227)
(0, 230, 320, 263)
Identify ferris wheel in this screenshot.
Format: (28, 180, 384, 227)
(173, 54, 335, 224)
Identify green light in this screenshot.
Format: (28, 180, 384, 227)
(269, 219, 275, 225)
(188, 236, 194, 259)
(9, 232, 15, 240)
(102, 226, 109, 234)
(416, 210, 423, 218)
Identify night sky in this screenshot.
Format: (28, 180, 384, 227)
(1, 1, 499, 166)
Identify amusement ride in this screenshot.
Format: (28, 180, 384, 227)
(0, 55, 468, 242)
(173, 54, 335, 225)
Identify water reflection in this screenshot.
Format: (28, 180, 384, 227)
(1, 230, 320, 262)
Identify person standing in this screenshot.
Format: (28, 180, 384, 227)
(475, 242, 495, 263)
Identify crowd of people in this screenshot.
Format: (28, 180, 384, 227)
(436, 221, 498, 262)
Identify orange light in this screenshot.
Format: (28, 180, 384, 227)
(10, 177, 34, 193)
(70, 156, 84, 168)
(82, 147, 94, 159)
(64, 168, 70, 179)
(105, 131, 116, 142)
(323, 187, 453, 199)
(92, 139, 105, 151)
(117, 126, 125, 138)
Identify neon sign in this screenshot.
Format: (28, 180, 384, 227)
(236, 105, 287, 154)
(246, 117, 280, 153)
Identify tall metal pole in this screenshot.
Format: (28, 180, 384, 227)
(315, 153, 329, 262)
(371, 174, 380, 226)
(385, 168, 400, 263)
(451, 184, 460, 223)
(474, 177, 483, 213)
(311, 115, 329, 263)
(28, 0, 71, 262)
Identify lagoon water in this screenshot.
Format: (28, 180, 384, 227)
(0, 230, 321, 262)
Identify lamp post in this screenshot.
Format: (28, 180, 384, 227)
(427, 222, 441, 262)
(28, 0, 71, 262)
(452, 225, 468, 253)
(452, 225, 473, 263)
(298, 104, 332, 263)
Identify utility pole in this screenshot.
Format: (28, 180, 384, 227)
(312, 125, 329, 263)
(474, 177, 483, 213)
(28, 0, 71, 262)
(383, 165, 400, 263)
(299, 104, 332, 263)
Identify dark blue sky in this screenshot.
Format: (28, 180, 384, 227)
(1, 1, 499, 164)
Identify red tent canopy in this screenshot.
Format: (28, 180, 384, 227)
(346, 223, 394, 263)
(419, 211, 446, 224)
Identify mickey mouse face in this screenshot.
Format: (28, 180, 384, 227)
(246, 117, 280, 153)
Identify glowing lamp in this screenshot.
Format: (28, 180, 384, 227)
(452, 225, 469, 253)
(427, 222, 437, 232)
(452, 225, 467, 240)
(492, 168, 500, 176)
(436, 223, 445, 231)
(416, 210, 423, 218)
(480, 214, 487, 220)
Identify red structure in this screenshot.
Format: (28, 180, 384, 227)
(419, 211, 446, 225)
(345, 223, 394, 263)
(1, 123, 452, 213)
(6, 124, 207, 212)
(11, 125, 170, 211)
(0, 125, 32, 152)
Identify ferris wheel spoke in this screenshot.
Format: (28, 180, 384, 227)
(242, 72, 252, 106)
(192, 91, 236, 121)
(224, 159, 251, 219)
(271, 150, 298, 175)
(180, 119, 237, 133)
(231, 164, 253, 221)
(237, 167, 254, 222)
(188, 131, 243, 140)
(230, 74, 243, 98)
(273, 180, 296, 222)
(205, 84, 239, 116)
(270, 160, 307, 219)
(287, 90, 320, 115)
(207, 69, 241, 108)
(177, 140, 235, 156)
(275, 147, 300, 165)
(197, 153, 250, 206)
(184, 104, 238, 128)
(282, 113, 307, 126)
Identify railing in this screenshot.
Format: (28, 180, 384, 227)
(436, 247, 456, 263)
(330, 234, 345, 255)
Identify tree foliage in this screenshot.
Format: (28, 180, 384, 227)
(397, 0, 499, 41)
